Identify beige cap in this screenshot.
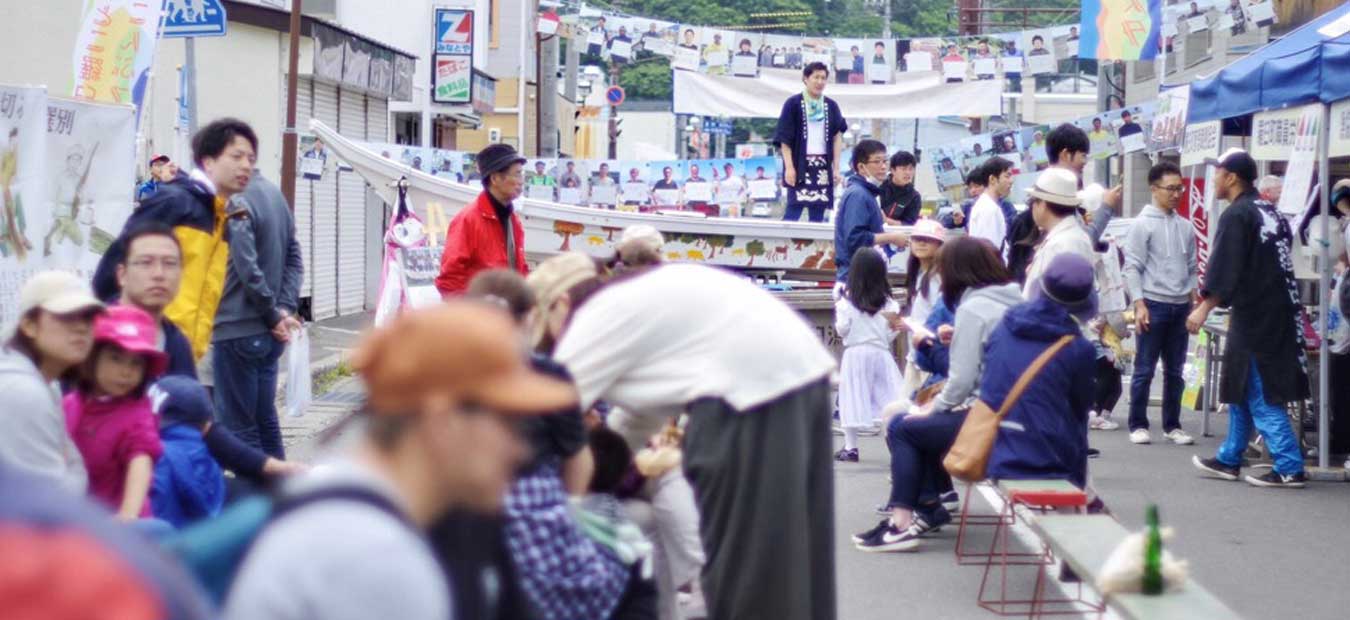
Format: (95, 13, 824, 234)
(18, 271, 104, 318)
(525, 252, 599, 348)
(352, 301, 577, 415)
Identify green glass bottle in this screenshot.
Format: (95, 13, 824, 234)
(1142, 504, 1164, 595)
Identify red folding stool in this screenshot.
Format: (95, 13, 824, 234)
(977, 480, 1101, 618)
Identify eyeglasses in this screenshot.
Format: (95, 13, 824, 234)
(865, 158, 888, 165)
(1153, 184, 1184, 194)
(128, 257, 182, 271)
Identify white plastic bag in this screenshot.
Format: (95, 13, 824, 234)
(284, 327, 312, 418)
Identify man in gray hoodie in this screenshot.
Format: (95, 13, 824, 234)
(1123, 161, 1197, 445)
(213, 172, 303, 458)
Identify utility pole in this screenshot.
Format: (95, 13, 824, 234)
(538, 33, 559, 156)
(280, 0, 303, 211)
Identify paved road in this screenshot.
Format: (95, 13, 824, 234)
(282, 313, 1350, 619)
(834, 406, 1350, 620)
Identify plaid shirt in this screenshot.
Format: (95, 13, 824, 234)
(503, 460, 630, 620)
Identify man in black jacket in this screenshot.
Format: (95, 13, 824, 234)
(1188, 149, 1310, 488)
(879, 150, 922, 225)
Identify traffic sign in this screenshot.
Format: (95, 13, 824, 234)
(605, 86, 626, 106)
(163, 0, 228, 38)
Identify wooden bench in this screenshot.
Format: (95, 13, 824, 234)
(1029, 515, 1243, 620)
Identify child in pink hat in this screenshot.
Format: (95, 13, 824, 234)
(64, 305, 169, 520)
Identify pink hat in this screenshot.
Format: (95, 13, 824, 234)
(93, 305, 168, 379)
(911, 218, 947, 244)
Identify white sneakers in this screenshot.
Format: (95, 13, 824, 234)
(1163, 429, 1195, 445)
(1089, 414, 1120, 431)
(1130, 428, 1195, 445)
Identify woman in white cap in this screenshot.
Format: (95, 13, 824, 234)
(0, 271, 105, 493)
(901, 219, 948, 395)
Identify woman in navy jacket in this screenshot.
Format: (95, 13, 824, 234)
(983, 253, 1099, 490)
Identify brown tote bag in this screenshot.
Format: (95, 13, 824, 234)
(943, 334, 1075, 483)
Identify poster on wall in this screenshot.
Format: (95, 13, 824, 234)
(1275, 106, 1320, 216)
(43, 97, 135, 278)
(1149, 85, 1189, 153)
(1251, 103, 1319, 161)
(0, 86, 48, 325)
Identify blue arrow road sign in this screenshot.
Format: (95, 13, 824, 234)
(163, 0, 228, 38)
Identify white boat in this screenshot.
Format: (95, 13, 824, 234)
(311, 119, 909, 276)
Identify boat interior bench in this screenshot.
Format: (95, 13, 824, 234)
(1027, 514, 1243, 620)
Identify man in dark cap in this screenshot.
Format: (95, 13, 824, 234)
(1188, 148, 1310, 488)
(435, 144, 529, 296)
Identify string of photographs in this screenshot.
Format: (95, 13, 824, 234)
(364, 142, 786, 215)
(927, 101, 1159, 198)
(565, 0, 1276, 86)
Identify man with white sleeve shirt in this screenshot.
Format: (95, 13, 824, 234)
(968, 157, 1014, 257)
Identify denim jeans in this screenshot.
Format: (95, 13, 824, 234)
(214, 334, 286, 459)
(1129, 300, 1190, 432)
(885, 410, 965, 511)
(783, 203, 827, 223)
(1216, 363, 1304, 475)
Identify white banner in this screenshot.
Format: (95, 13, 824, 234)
(0, 87, 134, 325)
(673, 67, 1004, 119)
(44, 97, 135, 277)
(1332, 98, 1350, 159)
(0, 86, 48, 324)
(1277, 105, 1320, 216)
(1251, 103, 1321, 161)
(1180, 120, 1222, 167)
(72, 1, 161, 105)
(1149, 85, 1189, 153)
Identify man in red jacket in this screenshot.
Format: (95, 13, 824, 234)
(436, 144, 530, 295)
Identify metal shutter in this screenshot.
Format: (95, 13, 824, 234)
(367, 96, 389, 143)
(310, 81, 341, 320)
(337, 88, 367, 316)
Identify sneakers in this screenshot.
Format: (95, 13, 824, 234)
(940, 490, 960, 513)
(1192, 455, 1240, 481)
(834, 448, 859, 462)
(1163, 429, 1195, 445)
(874, 502, 892, 516)
(1087, 447, 1101, 459)
(1244, 470, 1307, 488)
(1089, 415, 1120, 431)
(852, 518, 891, 544)
(1129, 429, 1151, 444)
(855, 521, 921, 552)
(914, 506, 952, 534)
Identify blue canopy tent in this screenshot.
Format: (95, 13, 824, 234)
(1187, 4, 1350, 471)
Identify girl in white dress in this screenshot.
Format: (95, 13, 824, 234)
(834, 247, 906, 461)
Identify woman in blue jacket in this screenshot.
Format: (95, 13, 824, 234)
(983, 253, 1099, 490)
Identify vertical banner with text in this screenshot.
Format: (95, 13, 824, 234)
(433, 9, 474, 104)
(71, 0, 162, 108)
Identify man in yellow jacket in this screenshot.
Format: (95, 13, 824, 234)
(95, 118, 258, 360)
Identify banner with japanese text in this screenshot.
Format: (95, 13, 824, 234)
(71, 0, 161, 108)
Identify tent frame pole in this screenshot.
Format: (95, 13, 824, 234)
(1318, 103, 1331, 471)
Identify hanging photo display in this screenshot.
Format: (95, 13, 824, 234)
(928, 102, 1158, 191)
(565, 9, 1087, 95)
